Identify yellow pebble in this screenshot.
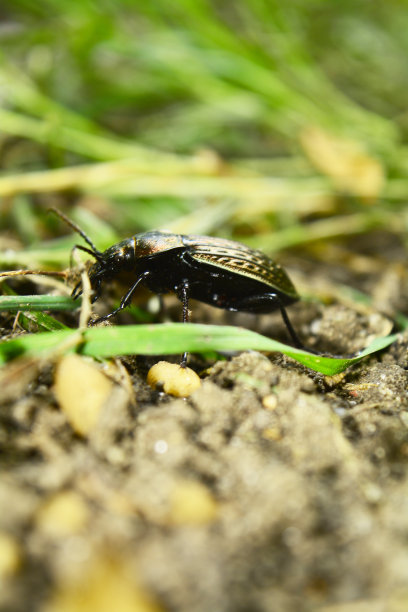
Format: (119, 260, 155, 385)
(36, 490, 90, 537)
(169, 480, 218, 525)
(43, 554, 163, 612)
(262, 394, 278, 410)
(262, 427, 282, 441)
(54, 354, 113, 436)
(0, 532, 21, 577)
(147, 361, 201, 397)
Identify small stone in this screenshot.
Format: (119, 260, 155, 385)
(0, 532, 21, 577)
(36, 490, 90, 537)
(43, 553, 163, 612)
(363, 483, 382, 504)
(169, 480, 218, 525)
(147, 361, 201, 397)
(262, 394, 278, 410)
(262, 427, 282, 441)
(54, 354, 113, 436)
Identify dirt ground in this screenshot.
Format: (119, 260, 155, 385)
(2, 234, 408, 612)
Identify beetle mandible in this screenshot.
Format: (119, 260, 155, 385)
(53, 209, 308, 360)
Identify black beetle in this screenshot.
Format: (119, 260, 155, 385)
(53, 209, 308, 360)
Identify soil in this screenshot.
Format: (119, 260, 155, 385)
(2, 233, 408, 612)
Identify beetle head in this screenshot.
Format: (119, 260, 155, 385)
(72, 239, 136, 302)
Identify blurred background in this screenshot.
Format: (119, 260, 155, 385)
(1, 0, 408, 300)
(3, 5, 408, 610)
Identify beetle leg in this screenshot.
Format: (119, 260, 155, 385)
(277, 302, 319, 355)
(239, 292, 304, 349)
(272, 302, 319, 354)
(178, 281, 190, 323)
(91, 270, 150, 324)
(177, 280, 190, 367)
(227, 292, 318, 354)
(277, 303, 304, 349)
(71, 281, 83, 300)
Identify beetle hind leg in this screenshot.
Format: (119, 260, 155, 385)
(228, 292, 318, 354)
(277, 303, 312, 352)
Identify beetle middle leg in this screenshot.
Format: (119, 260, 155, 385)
(177, 280, 190, 367)
(90, 271, 151, 324)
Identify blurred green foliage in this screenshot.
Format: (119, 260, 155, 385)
(1, 0, 408, 249)
(1, 1, 407, 367)
(1, 1, 404, 152)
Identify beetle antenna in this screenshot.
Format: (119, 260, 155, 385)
(49, 208, 102, 258)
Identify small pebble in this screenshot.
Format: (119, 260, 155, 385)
(169, 480, 218, 525)
(262, 394, 278, 410)
(43, 553, 163, 612)
(36, 490, 90, 537)
(0, 532, 21, 577)
(262, 427, 282, 441)
(54, 354, 113, 436)
(147, 361, 201, 397)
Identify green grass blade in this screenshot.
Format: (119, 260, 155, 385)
(0, 284, 70, 330)
(0, 295, 79, 312)
(0, 323, 398, 375)
(17, 311, 69, 332)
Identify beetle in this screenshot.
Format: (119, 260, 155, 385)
(53, 209, 310, 361)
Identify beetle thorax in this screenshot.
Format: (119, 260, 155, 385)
(134, 232, 184, 257)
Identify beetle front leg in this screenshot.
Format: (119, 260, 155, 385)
(90, 271, 150, 324)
